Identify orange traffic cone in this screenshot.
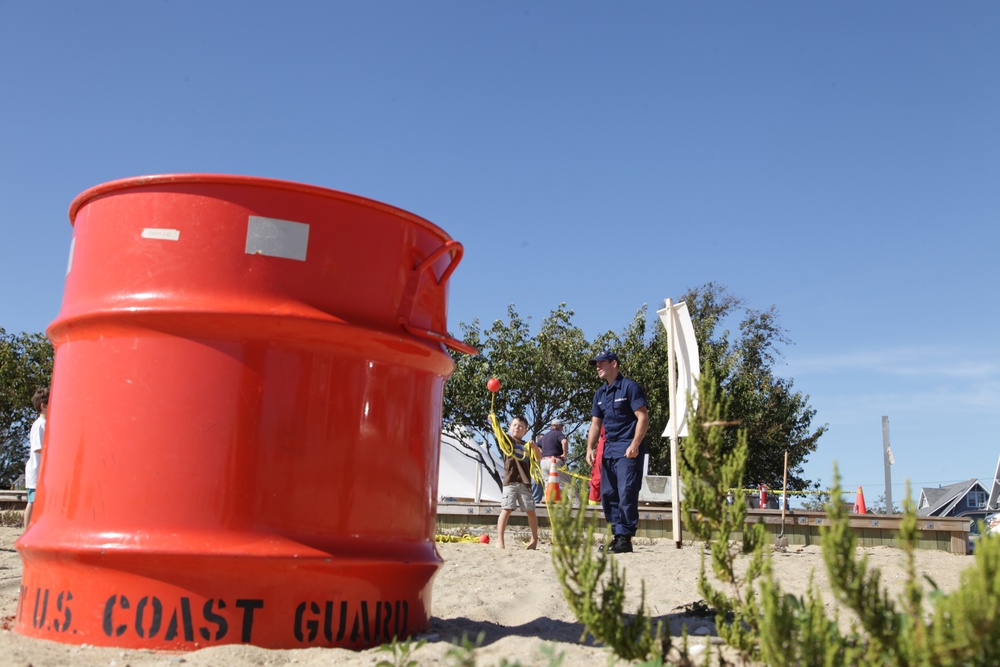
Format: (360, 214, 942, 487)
(854, 486, 867, 514)
(545, 463, 561, 503)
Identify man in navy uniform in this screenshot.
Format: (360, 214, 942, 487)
(585, 350, 648, 554)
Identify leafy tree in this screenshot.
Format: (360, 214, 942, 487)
(0, 328, 54, 488)
(799, 490, 833, 511)
(442, 304, 596, 491)
(583, 283, 825, 491)
(868, 492, 900, 515)
(442, 283, 827, 494)
(678, 282, 827, 491)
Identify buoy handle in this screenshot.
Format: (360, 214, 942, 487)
(401, 322, 479, 355)
(398, 240, 478, 355)
(412, 240, 463, 286)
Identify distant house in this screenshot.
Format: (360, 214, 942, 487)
(917, 479, 991, 520)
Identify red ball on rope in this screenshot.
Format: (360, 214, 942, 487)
(486, 377, 501, 393)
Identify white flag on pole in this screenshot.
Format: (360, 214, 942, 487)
(657, 300, 700, 437)
(988, 454, 1000, 512)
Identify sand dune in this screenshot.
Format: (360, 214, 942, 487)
(0, 526, 971, 666)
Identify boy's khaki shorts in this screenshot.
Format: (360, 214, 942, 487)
(501, 483, 535, 512)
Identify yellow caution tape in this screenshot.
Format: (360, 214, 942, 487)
(557, 467, 591, 482)
(731, 488, 840, 496)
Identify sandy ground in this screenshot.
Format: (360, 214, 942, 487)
(0, 525, 972, 666)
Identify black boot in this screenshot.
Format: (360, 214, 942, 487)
(609, 535, 633, 553)
(599, 535, 623, 552)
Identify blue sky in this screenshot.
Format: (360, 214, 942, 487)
(2, 2, 998, 501)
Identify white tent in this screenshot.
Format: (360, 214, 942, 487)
(438, 431, 503, 502)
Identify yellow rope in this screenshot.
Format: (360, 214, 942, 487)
(488, 392, 544, 484)
(487, 388, 592, 491)
(435, 534, 482, 543)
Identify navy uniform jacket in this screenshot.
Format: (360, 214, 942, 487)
(592, 374, 648, 458)
(539, 429, 567, 458)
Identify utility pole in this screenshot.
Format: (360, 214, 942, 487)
(882, 416, 894, 513)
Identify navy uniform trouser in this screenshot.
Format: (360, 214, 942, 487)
(600, 451, 645, 537)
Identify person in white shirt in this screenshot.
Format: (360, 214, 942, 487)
(24, 386, 48, 530)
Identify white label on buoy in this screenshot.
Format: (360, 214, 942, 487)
(246, 216, 310, 261)
(141, 228, 181, 241)
(66, 237, 75, 275)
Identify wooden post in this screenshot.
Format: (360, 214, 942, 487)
(666, 298, 682, 548)
(882, 416, 893, 513)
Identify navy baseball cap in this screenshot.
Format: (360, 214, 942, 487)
(589, 350, 619, 365)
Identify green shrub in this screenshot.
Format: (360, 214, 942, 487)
(549, 479, 665, 663)
(0, 509, 23, 527)
(551, 362, 1000, 665)
(375, 635, 426, 667)
(680, 362, 1000, 666)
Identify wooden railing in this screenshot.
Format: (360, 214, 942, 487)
(436, 501, 972, 554)
(1, 493, 970, 554)
(0, 489, 28, 510)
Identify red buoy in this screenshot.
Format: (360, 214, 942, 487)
(16, 174, 474, 651)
